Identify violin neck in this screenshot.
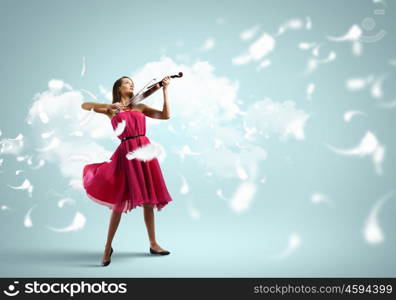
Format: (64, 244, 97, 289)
(126, 73, 182, 105)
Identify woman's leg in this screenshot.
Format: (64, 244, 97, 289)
(102, 210, 122, 261)
(143, 204, 167, 251)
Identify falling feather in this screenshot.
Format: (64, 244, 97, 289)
(8, 178, 33, 197)
(126, 143, 164, 162)
(46, 212, 86, 232)
(114, 119, 126, 136)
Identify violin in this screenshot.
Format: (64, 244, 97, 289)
(115, 72, 183, 113)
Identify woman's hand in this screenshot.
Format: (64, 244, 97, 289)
(109, 102, 124, 110)
(161, 76, 171, 89)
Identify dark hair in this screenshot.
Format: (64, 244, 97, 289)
(112, 76, 134, 104)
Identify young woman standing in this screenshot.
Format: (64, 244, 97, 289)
(81, 75, 173, 266)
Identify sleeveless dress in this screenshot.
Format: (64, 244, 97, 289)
(82, 109, 173, 213)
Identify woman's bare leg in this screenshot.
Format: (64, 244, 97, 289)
(143, 204, 167, 251)
(102, 210, 122, 262)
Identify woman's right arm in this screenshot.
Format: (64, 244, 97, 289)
(81, 102, 111, 113)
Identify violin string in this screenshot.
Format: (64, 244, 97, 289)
(126, 78, 156, 106)
(130, 78, 156, 104)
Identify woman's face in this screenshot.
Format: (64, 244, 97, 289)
(118, 78, 134, 97)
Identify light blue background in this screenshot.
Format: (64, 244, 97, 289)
(0, 0, 395, 277)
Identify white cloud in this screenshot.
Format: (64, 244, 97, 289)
(0, 133, 24, 154)
(80, 89, 98, 100)
(99, 85, 112, 101)
(36, 137, 61, 152)
(41, 130, 55, 139)
(196, 143, 267, 179)
(79, 108, 95, 126)
(48, 79, 73, 92)
(243, 98, 310, 142)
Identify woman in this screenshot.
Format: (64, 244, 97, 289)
(81, 75, 173, 266)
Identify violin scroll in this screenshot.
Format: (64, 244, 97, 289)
(146, 72, 183, 89)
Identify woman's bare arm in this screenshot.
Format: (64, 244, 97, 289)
(140, 77, 171, 120)
(139, 104, 167, 119)
(81, 102, 112, 115)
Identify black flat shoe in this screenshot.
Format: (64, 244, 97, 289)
(102, 247, 113, 266)
(150, 247, 170, 255)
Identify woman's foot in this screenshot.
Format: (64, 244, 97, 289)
(150, 242, 170, 255)
(102, 245, 113, 266)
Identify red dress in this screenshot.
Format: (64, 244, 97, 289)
(82, 109, 173, 213)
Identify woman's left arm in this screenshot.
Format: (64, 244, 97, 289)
(140, 76, 171, 120)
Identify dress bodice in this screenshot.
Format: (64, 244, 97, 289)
(110, 110, 146, 139)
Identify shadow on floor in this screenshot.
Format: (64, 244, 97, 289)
(2, 248, 162, 268)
